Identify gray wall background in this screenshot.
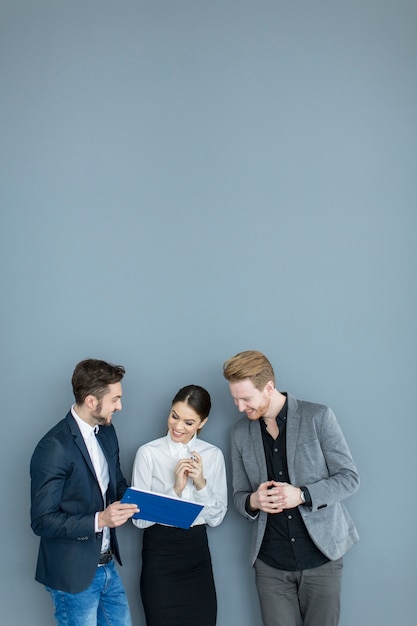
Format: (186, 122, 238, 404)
(1, 1, 416, 625)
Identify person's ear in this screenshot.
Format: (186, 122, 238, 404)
(264, 381, 275, 395)
(84, 394, 98, 410)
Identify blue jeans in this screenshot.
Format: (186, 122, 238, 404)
(46, 560, 132, 626)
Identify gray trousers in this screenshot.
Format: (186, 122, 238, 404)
(254, 558, 343, 626)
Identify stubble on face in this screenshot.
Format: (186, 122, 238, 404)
(91, 402, 110, 426)
(229, 380, 272, 421)
(244, 394, 271, 420)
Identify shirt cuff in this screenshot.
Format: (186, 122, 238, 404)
(300, 486, 312, 506)
(95, 512, 103, 533)
(245, 494, 259, 518)
(193, 483, 212, 503)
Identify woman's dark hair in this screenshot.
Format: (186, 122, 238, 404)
(172, 385, 211, 421)
(72, 359, 125, 405)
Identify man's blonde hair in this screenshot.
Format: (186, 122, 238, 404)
(223, 350, 275, 391)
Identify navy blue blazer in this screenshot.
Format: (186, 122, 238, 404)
(30, 412, 128, 593)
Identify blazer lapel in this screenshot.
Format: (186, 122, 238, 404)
(96, 429, 116, 494)
(286, 394, 301, 479)
(66, 413, 99, 482)
(249, 419, 268, 482)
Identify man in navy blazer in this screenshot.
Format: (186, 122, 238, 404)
(31, 359, 138, 626)
(223, 351, 359, 626)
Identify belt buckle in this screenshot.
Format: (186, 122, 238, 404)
(98, 550, 112, 566)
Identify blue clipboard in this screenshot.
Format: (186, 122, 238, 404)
(121, 487, 204, 529)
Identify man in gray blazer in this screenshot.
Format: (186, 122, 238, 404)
(223, 350, 359, 626)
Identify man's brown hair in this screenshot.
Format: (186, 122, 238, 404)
(71, 359, 125, 405)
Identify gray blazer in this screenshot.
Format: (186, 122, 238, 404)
(231, 393, 359, 565)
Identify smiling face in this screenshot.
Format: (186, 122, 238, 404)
(167, 401, 207, 444)
(229, 378, 274, 421)
(88, 382, 123, 427)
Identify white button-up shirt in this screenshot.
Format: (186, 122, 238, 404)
(131, 433, 227, 529)
(71, 406, 110, 551)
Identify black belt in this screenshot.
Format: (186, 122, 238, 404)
(98, 550, 112, 565)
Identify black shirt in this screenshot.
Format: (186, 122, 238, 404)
(257, 395, 329, 571)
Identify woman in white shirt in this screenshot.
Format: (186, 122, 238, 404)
(131, 384, 227, 626)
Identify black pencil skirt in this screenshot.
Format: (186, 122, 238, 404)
(140, 523, 217, 626)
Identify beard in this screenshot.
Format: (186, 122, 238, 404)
(247, 396, 271, 420)
(94, 416, 110, 426)
(91, 401, 111, 426)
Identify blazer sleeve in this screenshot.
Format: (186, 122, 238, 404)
(30, 433, 101, 540)
(292, 403, 360, 511)
(231, 420, 264, 521)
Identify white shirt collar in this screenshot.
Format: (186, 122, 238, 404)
(71, 405, 99, 440)
(167, 431, 197, 458)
